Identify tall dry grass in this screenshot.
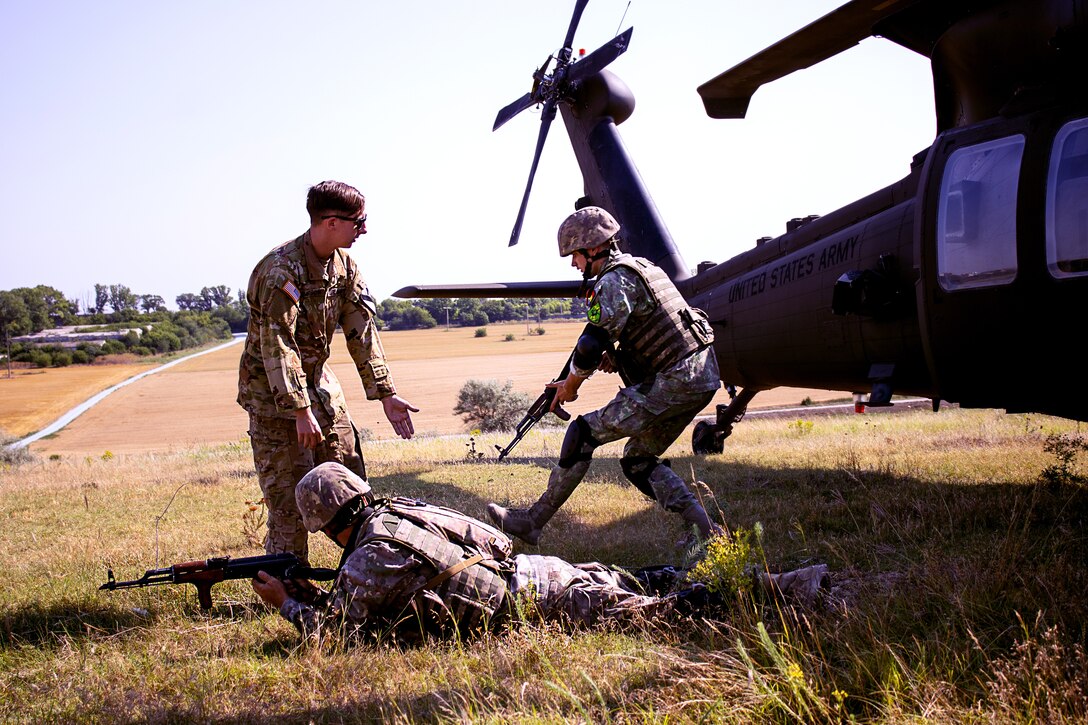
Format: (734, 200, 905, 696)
(2, 408, 1087, 722)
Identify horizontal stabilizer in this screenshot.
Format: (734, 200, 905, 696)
(393, 280, 584, 299)
(697, 0, 920, 119)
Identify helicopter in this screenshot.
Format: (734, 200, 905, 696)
(394, 0, 1088, 453)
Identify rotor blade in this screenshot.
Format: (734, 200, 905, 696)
(508, 101, 556, 246)
(562, 0, 590, 50)
(493, 92, 536, 132)
(567, 27, 632, 84)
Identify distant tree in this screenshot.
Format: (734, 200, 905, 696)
(108, 284, 138, 313)
(139, 294, 167, 313)
(401, 306, 436, 329)
(377, 299, 436, 330)
(94, 284, 109, 315)
(201, 285, 233, 309)
(211, 297, 249, 333)
(414, 298, 452, 324)
(176, 292, 201, 311)
(0, 290, 30, 378)
(31, 285, 75, 326)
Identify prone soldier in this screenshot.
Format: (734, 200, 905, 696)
(250, 462, 830, 641)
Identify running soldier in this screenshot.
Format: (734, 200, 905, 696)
(238, 180, 417, 563)
(487, 207, 720, 545)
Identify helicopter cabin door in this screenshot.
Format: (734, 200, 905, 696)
(917, 110, 1088, 420)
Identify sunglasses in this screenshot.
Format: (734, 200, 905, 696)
(324, 214, 367, 230)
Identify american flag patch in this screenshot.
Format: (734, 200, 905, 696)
(281, 280, 301, 303)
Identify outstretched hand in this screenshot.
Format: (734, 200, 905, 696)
(382, 395, 419, 439)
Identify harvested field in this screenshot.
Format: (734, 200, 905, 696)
(19, 320, 850, 456)
(0, 360, 154, 438)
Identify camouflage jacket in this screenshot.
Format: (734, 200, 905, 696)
(237, 232, 395, 423)
(279, 549, 662, 641)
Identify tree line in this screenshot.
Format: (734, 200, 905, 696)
(377, 297, 587, 331)
(1, 284, 590, 373)
(0, 283, 246, 373)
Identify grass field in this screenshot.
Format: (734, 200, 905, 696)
(10, 320, 851, 456)
(2, 408, 1087, 722)
(0, 359, 155, 439)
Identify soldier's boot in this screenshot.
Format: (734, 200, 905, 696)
(487, 461, 589, 545)
(761, 564, 831, 605)
(485, 502, 554, 546)
(641, 462, 720, 546)
(680, 500, 718, 540)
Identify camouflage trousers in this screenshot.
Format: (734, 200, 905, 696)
(539, 383, 716, 516)
(247, 413, 366, 562)
(509, 554, 666, 625)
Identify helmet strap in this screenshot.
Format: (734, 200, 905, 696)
(575, 245, 612, 297)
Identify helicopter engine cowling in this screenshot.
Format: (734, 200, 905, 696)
(568, 69, 635, 125)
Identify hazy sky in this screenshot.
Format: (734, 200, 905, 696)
(0, 1, 934, 309)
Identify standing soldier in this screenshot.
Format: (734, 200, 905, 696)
(238, 180, 417, 563)
(487, 206, 720, 545)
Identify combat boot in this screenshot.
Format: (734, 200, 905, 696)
(486, 503, 554, 545)
(680, 501, 718, 540)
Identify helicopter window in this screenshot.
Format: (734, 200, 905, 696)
(1046, 118, 1088, 279)
(937, 135, 1024, 291)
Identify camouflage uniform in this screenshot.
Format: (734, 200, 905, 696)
(279, 545, 663, 641)
(238, 231, 396, 561)
(270, 462, 829, 642)
(490, 246, 721, 544)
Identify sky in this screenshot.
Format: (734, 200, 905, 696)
(0, 1, 935, 310)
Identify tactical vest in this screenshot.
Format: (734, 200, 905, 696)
(357, 497, 512, 633)
(597, 254, 714, 377)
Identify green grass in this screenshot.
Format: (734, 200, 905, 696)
(2, 408, 1088, 722)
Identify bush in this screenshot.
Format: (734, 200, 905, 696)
(0, 433, 35, 467)
(453, 379, 532, 432)
(28, 349, 52, 368)
(474, 328, 487, 338)
(503, 334, 516, 342)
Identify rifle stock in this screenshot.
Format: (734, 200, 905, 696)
(100, 552, 338, 610)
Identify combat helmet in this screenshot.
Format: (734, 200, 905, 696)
(557, 206, 620, 257)
(295, 462, 373, 533)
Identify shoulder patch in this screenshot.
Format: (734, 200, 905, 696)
(280, 280, 301, 303)
(586, 289, 602, 324)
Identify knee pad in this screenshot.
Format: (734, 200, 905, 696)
(621, 456, 660, 500)
(558, 416, 600, 468)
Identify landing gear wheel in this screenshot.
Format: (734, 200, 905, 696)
(692, 420, 724, 455)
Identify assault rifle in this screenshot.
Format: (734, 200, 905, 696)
(495, 348, 577, 461)
(99, 553, 338, 610)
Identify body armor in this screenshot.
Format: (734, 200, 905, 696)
(597, 254, 714, 379)
(357, 497, 512, 633)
